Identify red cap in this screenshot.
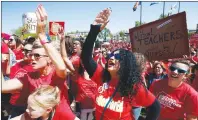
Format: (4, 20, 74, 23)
(1, 33, 11, 40)
(1, 42, 9, 54)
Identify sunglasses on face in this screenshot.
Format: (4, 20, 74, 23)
(169, 66, 188, 74)
(29, 53, 48, 59)
(23, 49, 32, 53)
(9, 39, 14, 42)
(108, 53, 121, 60)
(73, 42, 80, 46)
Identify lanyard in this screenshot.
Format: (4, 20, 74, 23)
(100, 85, 119, 120)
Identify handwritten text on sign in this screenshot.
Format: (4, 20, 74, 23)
(129, 12, 189, 61)
(22, 13, 37, 33)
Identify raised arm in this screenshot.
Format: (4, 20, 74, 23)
(36, 5, 67, 78)
(81, 8, 112, 77)
(58, 28, 75, 73)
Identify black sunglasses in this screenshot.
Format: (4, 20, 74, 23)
(9, 39, 14, 42)
(23, 49, 32, 55)
(169, 66, 187, 74)
(108, 53, 121, 60)
(29, 53, 48, 59)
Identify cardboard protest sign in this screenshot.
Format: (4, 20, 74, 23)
(49, 22, 65, 36)
(22, 12, 37, 33)
(129, 12, 189, 61)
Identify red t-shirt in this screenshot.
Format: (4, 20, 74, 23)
(18, 67, 76, 120)
(13, 49, 24, 60)
(69, 54, 81, 97)
(9, 61, 33, 106)
(10, 61, 33, 78)
(75, 76, 97, 109)
(91, 65, 155, 120)
(70, 53, 80, 67)
(192, 56, 198, 63)
(149, 79, 198, 120)
(94, 53, 107, 65)
(192, 75, 198, 92)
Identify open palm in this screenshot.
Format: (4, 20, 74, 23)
(93, 8, 112, 31)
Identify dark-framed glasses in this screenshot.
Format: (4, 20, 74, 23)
(8, 39, 14, 42)
(108, 53, 121, 60)
(169, 66, 188, 74)
(29, 53, 48, 59)
(23, 49, 32, 53)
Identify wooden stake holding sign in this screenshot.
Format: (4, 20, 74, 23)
(129, 12, 189, 61)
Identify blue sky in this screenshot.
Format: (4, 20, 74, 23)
(2, 1, 198, 34)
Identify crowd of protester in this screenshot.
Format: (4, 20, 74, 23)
(1, 5, 198, 120)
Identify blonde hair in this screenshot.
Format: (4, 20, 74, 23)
(29, 85, 60, 109)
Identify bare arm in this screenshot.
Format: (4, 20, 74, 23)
(2, 77, 23, 93)
(58, 30, 75, 73)
(2, 54, 10, 75)
(81, 8, 112, 77)
(74, 117, 80, 120)
(186, 114, 197, 120)
(36, 5, 67, 79)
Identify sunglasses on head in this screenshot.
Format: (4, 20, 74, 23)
(108, 53, 121, 60)
(29, 53, 48, 59)
(169, 66, 188, 74)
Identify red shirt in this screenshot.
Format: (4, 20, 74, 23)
(10, 61, 33, 78)
(76, 76, 97, 109)
(94, 53, 107, 65)
(91, 65, 155, 120)
(192, 75, 198, 92)
(69, 54, 81, 97)
(70, 53, 80, 67)
(192, 56, 198, 63)
(149, 79, 198, 120)
(9, 61, 33, 106)
(18, 67, 76, 120)
(13, 49, 24, 60)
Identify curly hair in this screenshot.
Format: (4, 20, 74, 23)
(102, 49, 145, 97)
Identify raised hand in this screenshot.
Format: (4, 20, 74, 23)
(57, 26, 64, 41)
(93, 7, 112, 31)
(35, 4, 48, 41)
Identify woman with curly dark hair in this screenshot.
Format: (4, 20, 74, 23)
(81, 8, 160, 120)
